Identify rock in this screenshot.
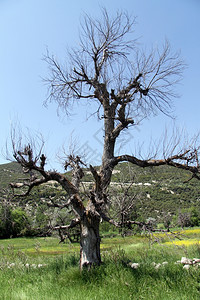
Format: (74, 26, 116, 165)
(31, 264, 37, 269)
(183, 264, 190, 270)
(155, 263, 161, 270)
(9, 263, 15, 268)
(131, 263, 140, 269)
(181, 257, 193, 265)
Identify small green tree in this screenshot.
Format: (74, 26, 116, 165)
(0, 204, 12, 238)
(189, 207, 200, 227)
(11, 208, 30, 237)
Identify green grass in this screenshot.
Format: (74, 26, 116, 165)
(1, 231, 200, 299)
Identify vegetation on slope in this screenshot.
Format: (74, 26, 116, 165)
(1, 162, 200, 238)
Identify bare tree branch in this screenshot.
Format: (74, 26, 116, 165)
(112, 147, 200, 178)
(54, 217, 80, 230)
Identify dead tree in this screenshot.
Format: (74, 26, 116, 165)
(9, 9, 200, 269)
(108, 181, 139, 236)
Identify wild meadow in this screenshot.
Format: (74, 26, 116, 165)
(1, 230, 200, 300)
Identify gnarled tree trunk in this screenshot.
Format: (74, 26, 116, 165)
(80, 211, 101, 269)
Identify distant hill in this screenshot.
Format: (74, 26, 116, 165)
(1, 161, 200, 219)
(110, 163, 200, 218)
(0, 162, 25, 189)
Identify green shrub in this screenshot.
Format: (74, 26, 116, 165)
(0, 205, 12, 238)
(11, 208, 30, 237)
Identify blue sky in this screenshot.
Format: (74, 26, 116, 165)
(0, 0, 199, 170)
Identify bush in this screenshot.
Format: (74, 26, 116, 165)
(190, 207, 200, 227)
(11, 208, 31, 237)
(0, 205, 12, 238)
(0, 205, 30, 238)
(175, 207, 200, 228)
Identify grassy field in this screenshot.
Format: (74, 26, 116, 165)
(1, 230, 200, 299)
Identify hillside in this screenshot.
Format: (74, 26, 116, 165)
(0, 162, 25, 189)
(110, 163, 200, 220)
(1, 161, 200, 220)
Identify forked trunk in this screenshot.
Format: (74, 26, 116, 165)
(80, 213, 101, 270)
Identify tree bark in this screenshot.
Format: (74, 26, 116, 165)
(79, 212, 101, 269)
